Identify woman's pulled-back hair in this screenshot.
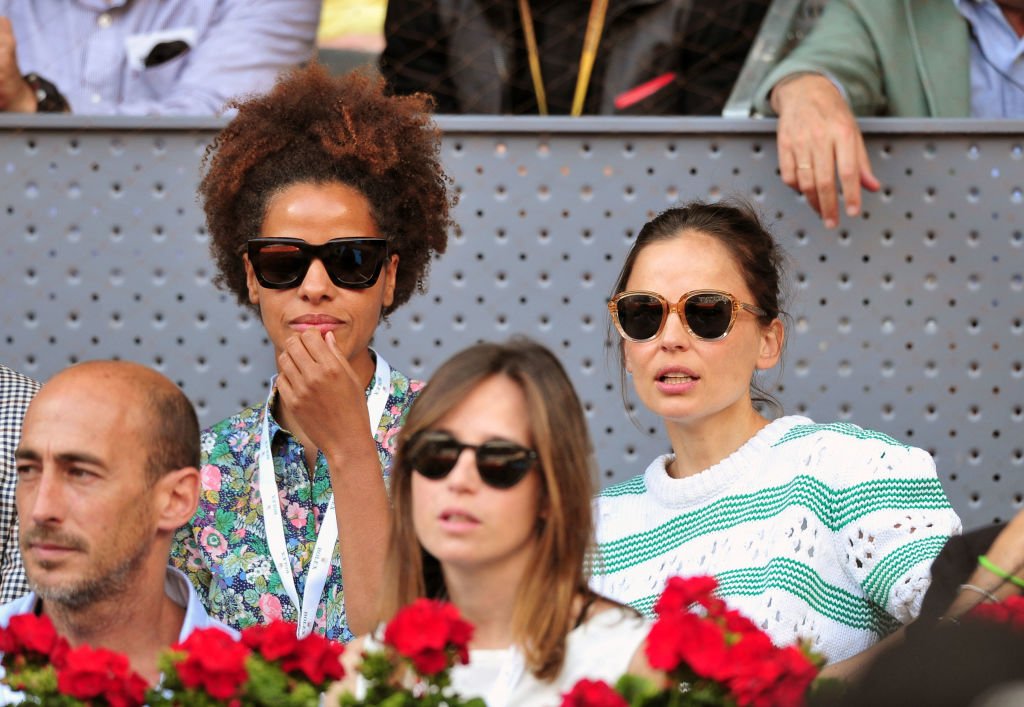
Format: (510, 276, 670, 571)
(609, 198, 787, 411)
(382, 338, 596, 681)
(200, 63, 454, 314)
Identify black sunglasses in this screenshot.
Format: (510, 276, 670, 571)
(246, 237, 388, 290)
(405, 430, 538, 489)
(609, 289, 766, 343)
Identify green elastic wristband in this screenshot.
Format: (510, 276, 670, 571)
(978, 555, 1024, 590)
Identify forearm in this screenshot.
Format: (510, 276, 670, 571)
(753, 0, 884, 117)
(769, 72, 843, 115)
(942, 514, 1024, 619)
(943, 565, 1022, 620)
(326, 441, 392, 636)
(819, 627, 906, 683)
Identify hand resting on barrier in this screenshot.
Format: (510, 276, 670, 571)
(769, 73, 881, 230)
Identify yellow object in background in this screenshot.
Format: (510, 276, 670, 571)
(318, 0, 386, 52)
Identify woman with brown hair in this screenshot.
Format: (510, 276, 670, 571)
(594, 200, 961, 680)
(341, 338, 660, 704)
(170, 63, 454, 641)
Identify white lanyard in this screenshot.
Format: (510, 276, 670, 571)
(257, 350, 391, 638)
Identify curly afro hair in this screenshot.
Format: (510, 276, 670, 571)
(200, 63, 454, 315)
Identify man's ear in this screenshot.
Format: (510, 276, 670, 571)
(153, 466, 200, 532)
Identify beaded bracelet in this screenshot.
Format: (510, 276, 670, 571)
(959, 583, 1000, 603)
(978, 555, 1024, 589)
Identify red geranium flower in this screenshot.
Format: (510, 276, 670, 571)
(970, 602, 1010, 623)
(679, 615, 734, 682)
(560, 678, 629, 707)
(173, 627, 250, 700)
(241, 622, 346, 684)
(0, 613, 70, 664)
(384, 599, 474, 676)
(767, 645, 820, 707)
(726, 636, 817, 707)
(279, 631, 346, 685)
(645, 611, 730, 679)
(643, 575, 820, 706)
(969, 595, 1024, 630)
(240, 620, 344, 685)
(240, 620, 300, 662)
(720, 607, 762, 638)
(725, 632, 787, 706)
(654, 575, 722, 617)
(56, 645, 148, 707)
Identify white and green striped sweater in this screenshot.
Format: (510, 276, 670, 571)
(591, 415, 961, 665)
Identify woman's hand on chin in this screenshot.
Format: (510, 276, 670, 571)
(275, 328, 374, 458)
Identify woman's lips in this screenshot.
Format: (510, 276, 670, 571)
(290, 314, 342, 334)
(438, 508, 481, 533)
(655, 367, 699, 394)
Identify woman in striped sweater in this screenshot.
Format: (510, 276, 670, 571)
(592, 200, 961, 680)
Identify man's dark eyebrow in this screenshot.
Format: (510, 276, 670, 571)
(55, 453, 107, 467)
(13, 448, 106, 467)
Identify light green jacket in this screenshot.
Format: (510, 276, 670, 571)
(754, 0, 971, 117)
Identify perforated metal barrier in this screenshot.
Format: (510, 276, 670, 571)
(0, 115, 1021, 529)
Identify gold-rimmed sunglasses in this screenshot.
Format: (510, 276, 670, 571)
(608, 290, 766, 343)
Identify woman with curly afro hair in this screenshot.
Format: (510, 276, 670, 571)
(170, 63, 454, 642)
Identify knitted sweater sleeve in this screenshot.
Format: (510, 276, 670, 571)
(801, 423, 963, 625)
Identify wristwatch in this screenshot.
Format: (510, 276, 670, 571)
(23, 72, 70, 113)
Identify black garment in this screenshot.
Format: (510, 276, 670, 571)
(831, 524, 1024, 707)
(381, 0, 770, 115)
(836, 621, 1024, 707)
(910, 522, 1006, 637)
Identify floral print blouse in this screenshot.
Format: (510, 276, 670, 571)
(170, 366, 423, 642)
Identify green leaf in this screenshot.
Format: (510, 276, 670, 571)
(807, 676, 849, 706)
(214, 508, 236, 535)
(248, 536, 270, 555)
(207, 442, 231, 460)
(614, 673, 672, 706)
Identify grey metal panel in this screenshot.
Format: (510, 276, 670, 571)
(0, 117, 1021, 529)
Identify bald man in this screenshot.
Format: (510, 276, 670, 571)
(3, 361, 234, 686)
